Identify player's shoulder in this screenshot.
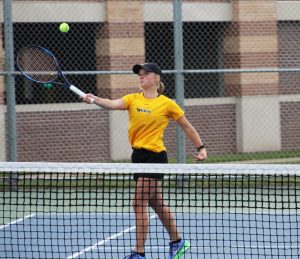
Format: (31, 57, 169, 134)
(159, 95, 183, 113)
(159, 94, 177, 104)
(123, 92, 142, 98)
(158, 94, 172, 101)
(122, 92, 142, 100)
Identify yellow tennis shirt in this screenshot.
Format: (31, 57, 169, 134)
(122, 93, 184, 152)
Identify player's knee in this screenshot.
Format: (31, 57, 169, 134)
(149, 198, 166, 211)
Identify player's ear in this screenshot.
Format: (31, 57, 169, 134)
(156, 74, 160, 83)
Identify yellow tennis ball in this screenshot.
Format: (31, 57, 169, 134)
(59, 23, 69, 33)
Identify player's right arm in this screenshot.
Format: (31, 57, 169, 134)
(82, 94, 126, 110)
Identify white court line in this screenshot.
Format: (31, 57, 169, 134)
(66, 214, 157, 259)
(95, 245, 168, 251)
(0, 213, 36, 230)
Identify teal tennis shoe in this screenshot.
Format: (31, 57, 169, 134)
(168, 240, 190, 259)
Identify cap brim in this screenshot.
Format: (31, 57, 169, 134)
(132, 63, 163, 77)
(132, 64, 144, 74)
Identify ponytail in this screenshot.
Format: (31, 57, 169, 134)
(157, 82, 165, 95)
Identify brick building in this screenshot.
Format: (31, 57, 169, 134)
(0, 0, 300, 162)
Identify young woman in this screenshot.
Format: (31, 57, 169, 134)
(82, 63, 207, 259)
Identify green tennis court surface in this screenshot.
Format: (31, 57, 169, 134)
(1, 162, 300, 258)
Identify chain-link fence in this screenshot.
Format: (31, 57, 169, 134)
(1, 0, 300, 163)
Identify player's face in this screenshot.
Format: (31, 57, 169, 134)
(138, 69, 158, 90)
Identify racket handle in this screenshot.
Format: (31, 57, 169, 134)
(70, 85, 95, 104)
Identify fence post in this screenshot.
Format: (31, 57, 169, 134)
(173, 0, 186, 163)
(3, 0, 17, 161)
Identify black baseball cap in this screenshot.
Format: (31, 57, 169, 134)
(132, 63, 163, 77)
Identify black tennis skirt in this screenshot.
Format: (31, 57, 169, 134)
(131, 148, 168, 181)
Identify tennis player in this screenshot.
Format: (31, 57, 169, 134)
(82, 63, 207, 259)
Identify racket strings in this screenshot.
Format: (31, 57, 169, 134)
(18, 46, 58, 83)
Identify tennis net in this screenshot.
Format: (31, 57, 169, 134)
(0, 162, 300, 259)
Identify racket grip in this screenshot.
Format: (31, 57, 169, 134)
(70, 85, 95, 104)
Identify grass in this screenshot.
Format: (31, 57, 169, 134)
(114, 151, 300, 164)
(2, 173, 300, 190)
(183, 150, 300, 164)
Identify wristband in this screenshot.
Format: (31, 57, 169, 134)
(196, 144, 205, 152)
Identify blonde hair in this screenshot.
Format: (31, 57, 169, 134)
(157, 82, 165, 95)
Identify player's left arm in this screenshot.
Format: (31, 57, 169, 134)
(176, 116, 207, 161)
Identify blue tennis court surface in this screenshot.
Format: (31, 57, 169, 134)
(1, 212, 299, 259)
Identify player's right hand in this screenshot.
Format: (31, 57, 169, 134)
(81, 94, 96, 104)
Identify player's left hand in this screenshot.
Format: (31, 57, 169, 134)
(194, 148, 207, 162)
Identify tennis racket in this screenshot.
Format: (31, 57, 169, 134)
(17, 45, 94, 103)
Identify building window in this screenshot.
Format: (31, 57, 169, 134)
(145, 22, 228, 98)
(13, 23, 98, 104)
